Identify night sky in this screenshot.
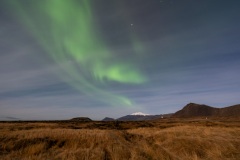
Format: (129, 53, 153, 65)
(0, 0, 240, 120)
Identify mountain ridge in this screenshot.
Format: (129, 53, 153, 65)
(117, 113, 173, 121)
(130, 112, 150, 116)
(173, 103, 240, 118)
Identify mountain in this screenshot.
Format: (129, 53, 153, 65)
(70, 117, 92, 121)
(117, 113, 173, 121)
(218, 104, 240, 117)
(131, 112, 150, 116)
(102, 117, 115, 121)
(173, 103, 240, 118)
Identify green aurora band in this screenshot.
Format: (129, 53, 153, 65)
(8, 0, 147, 107)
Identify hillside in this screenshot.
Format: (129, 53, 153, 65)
(173, 103, 240, 118)
(218, 104, 240, 117)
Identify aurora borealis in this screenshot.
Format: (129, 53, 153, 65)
(0, 0, 240, 120)
(7, 0, 147, 107)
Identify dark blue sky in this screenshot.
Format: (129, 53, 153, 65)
(0, 0, 240, 120)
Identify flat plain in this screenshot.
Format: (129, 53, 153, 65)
(0, 118, 240, 160)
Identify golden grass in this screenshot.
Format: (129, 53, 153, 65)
(0, 120, 239, 160)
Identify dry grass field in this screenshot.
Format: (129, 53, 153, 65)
(0, 119, 240, 160)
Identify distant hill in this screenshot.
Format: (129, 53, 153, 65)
(70, 117, 92, 121)
(102, 117, 115, 121)
(117, 113, 173, 121)
(130, 112, 150, 116)
(0, 116, 20, 121)
(173, 103, 240, 118)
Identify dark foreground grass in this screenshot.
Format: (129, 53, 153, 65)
(0, 119, 239, 160)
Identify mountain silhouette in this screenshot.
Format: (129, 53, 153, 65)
(70, 117, 92, 121)
(173, 103, 240, 118)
